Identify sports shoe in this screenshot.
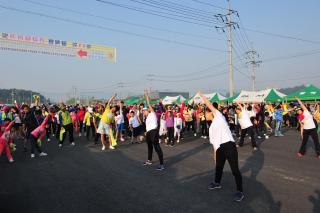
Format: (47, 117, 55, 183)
(9, 159, 14, 163)
(58, 144, 62, 148)
(233, 192, 244, 202)
(120, 138, 125, 142)
(52, 134, 55, 137)
(109, 146, 115, 150)
(208, 182, 222, 190)
(257, 136, 262, 139)
(39, 152, 48, 157)
(236, 144, 240, 148)
(47, 138, 51, 142)
(156, 165, 165, 171)
(143, 160, 152, 166)
(203, 136, 207, 139)
(297, 152, 303, 157)
(279, 134, 284, 137)
(102, 145, 106, 151)
(265, 135, 269, 139)
(253, 147, 258, 151)
(71, 142, 75, 146)
(177, 140, 180, 143)
(194, 133, 197, 136)
(31, 154, 35, 158)
(79, 133, 82, 137)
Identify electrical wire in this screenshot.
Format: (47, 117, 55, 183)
(19, 0, 225, 41)
(0, 4, 227, 52)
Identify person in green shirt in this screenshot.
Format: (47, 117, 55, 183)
(58, 104, 75, 147)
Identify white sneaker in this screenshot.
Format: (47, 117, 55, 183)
(177, 140, 180, 143)
(52, 134, 55, 137)
(39, 152, 48, 157)
(9, 159, 14, 163)
(47, 138, 51, 142)
(109, 146, 115, 150)
(58, 144, 62, 148)
(194, 133, 197, 136)
(71, 142, 75, 146)
(203, 136, 207, 139)
(79, 133, 82, 137)
(265, 135, 269, 139)
(102, 145, 106, 151)
(31, 154, 35, 158)
(120, 138, 125, 142)
(257, 136, 262, 139)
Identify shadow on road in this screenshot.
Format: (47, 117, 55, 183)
(309, 190, 320, 213)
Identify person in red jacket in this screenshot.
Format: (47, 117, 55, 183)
(77, 106, 85, 137)
(0, 119, 15, 163)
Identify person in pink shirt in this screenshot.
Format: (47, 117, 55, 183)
(0, 119, 15, 163)
(30, 115, 50, 158)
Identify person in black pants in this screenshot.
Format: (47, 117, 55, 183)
(295, 97, 320, 158)
(199, 92, 244, 202)
(142, 90, 164, 171)
(235, 103, 258, 150)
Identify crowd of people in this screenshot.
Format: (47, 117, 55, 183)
(1, 92, 320, 201)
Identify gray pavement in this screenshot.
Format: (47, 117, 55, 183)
(0, 129, 319, 213)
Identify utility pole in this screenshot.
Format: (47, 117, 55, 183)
(215, 0, 239, 97)
(245, 50, 262, 91)
(11, 89, 15, 104)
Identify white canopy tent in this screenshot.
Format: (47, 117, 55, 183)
(190, 93, 227, 104)
(162, 95, 186, 105)
(233, 89, 286, 103)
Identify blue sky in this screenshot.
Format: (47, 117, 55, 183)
(0, 0, 319, 100)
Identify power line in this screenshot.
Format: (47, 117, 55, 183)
(96, 0, 218, 27)
(129, 0, 218, 21)
(189, 0, 228, 10)
(245, 28, 320, 45)
(19, 0, 225, 41)
(262, 49, 320, 63)
(0, 4, 227, 52)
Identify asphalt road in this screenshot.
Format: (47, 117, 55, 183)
(1, 128, 319, 213)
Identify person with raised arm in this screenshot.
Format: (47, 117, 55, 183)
(294, 97, 320, 159)
(142, 90, 164, 171)
(97, 94, 116, 150)
(234, 102, 258, 151)
(199, 92, 244, 202)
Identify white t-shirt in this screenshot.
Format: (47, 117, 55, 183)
(174, 117, 182, 129)
(115, 114, 123, 125)
(209, 110, 235, 151)
(146, 111, 158, 132)
(129, 116, 140, 128)
(238, 111, 253, 129)
(302, 110, 316, 130)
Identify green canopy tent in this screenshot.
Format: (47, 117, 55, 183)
(209, 93, 227, 102)
(285, 85, 320, 101)
(264, 89, 286, 102)
(222, 93, 240, 103)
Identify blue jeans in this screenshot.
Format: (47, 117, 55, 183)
(275, 121, 282, 136)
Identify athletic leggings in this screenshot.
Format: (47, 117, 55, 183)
(167, 127, 174, 145)
(0, 140, 13, 160)
(30, 135, 43, 154)
(239, 126, 257, 148)
(215, 142, 243, 192)
(200, 120, 208, 136)
(299, 128, 320, 156)
(146, 129, 164, 165)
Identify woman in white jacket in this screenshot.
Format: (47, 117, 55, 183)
(174, 113, 183, 143)
(159, 113, 167, 143)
